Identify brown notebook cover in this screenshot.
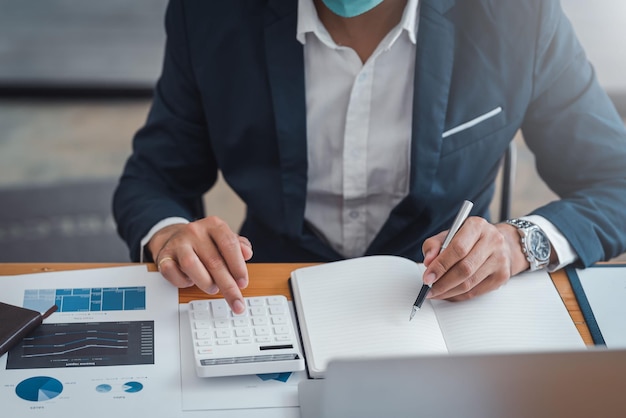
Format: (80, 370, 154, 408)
(0, 302, 57, 357)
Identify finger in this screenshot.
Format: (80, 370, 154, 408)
(440, 264, 509, 301)
(208, 223, 249, 289)
(239, 236, 254, 261)
(431, 259, 491, 300)
(428, 251, 484, 299)
(193, 235, 246, 314)
(422, 217, 486, 287)
(175, 245, 220, 294)
(422, 230, 447, 266)
(430, 225, 510, 299)
(185, 219, 249, 289)
(157, 255, 193, 288)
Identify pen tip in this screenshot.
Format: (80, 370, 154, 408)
(409, 307, 417, 321)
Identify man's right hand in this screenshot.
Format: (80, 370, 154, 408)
(148, 216, 253, 314)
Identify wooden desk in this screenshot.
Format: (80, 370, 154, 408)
(0, 262, 592, 345)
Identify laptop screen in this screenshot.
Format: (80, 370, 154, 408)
(299, 349, 626, 418)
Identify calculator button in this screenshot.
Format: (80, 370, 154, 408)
(252, 317, 269, 326)
(198, 347, 214, 355)
(193, 311, 211, 320)
(211, 300, 230, 318)
(216, 338, 233, 345)
(248, 297, 265, 306)
(191, 301, 210, 310)
(237, 338, 252, 344)
(273, 325, 289, 335)
(195, 330, 212, 339)
(267, 296, 283, 305)
(271, 316, 287, 325)
(214, 319, 230, 328)
(269, 306, 286, 315)
(196, 340, 212, 346)
(250, 306, 266, 316)
(256, 336, 271, 343)
(275, 335, 291, 342)
(215, 329, 231, 338)
(235, 328, 251, 337)
(194, 321, 211, 329)
(254, 326, 270, 336)
(233, 318, 249, 327)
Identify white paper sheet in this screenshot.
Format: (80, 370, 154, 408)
(576, 266, 626, 348)
(0, 266, 182, 418)
(179, 303, 305, 415)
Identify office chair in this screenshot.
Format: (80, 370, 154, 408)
(0, 179, 129, 262)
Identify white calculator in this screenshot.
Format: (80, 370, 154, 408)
(187, 296, 305, 377)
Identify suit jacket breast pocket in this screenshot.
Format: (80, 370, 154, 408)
(440, 106, 509, 156)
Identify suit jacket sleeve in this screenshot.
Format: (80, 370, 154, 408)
(521, 0, 626, 266)
(113, 0, 216, 261)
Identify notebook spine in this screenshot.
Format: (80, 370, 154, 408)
(0, 314, 43, 357)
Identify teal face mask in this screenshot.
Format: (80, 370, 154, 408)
(321, 0, 385, 17)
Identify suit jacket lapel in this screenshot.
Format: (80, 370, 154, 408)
(263, 2, 341, 259)
(264, 2, 308, 240)
(411, 0, 456, 199)
(368, 0, 457, 254)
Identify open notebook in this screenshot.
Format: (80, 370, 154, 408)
(290, 255, 586, 378)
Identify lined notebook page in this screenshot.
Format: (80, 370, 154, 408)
(291, 256, 447, 378)
(432, 270, 586, 353)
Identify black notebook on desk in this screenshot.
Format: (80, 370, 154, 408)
(566, 264, 626, 347)
(0, 302, 57, 357)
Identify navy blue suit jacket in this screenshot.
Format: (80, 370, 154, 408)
(114, 0, 626, 265)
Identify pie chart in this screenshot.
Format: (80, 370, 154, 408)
(95, 384, 112, 393)
(122, 381, 143, 393)
(15, 376, 63, 402)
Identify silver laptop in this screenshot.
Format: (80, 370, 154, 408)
(299, 349, 626, 418)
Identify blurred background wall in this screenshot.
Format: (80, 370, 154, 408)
(0, 0, 624, 261)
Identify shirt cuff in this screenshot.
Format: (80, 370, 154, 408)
(140, 217, 190, 263)
(521, 214, 578, 272)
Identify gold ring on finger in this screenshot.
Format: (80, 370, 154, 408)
(157, 256, 175, 271)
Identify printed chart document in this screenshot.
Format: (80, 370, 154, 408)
(179, 303, 306, 417)
(569, 265, 626, 348)
(290, 256, 586, 378)
(0, 266, 181, 418)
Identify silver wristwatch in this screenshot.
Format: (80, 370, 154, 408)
(505, 219, 551, 271)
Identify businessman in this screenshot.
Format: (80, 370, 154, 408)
(114, 0, 626, 314)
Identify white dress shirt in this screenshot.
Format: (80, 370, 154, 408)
(142, 0, 577, 270)
(297, 0, 418, 258)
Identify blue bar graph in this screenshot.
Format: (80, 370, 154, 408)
(23, 287, 146, 312)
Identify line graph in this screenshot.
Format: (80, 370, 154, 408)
(6, 321, 154, 369)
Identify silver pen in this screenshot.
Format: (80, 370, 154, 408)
(409, 200, 474, 321)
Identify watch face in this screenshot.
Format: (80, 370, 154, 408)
(529, 229, 551, 261)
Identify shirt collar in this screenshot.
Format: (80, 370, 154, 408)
(296, 0, 419, 46)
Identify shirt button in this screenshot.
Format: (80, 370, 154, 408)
(349, 211, 359, 219)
